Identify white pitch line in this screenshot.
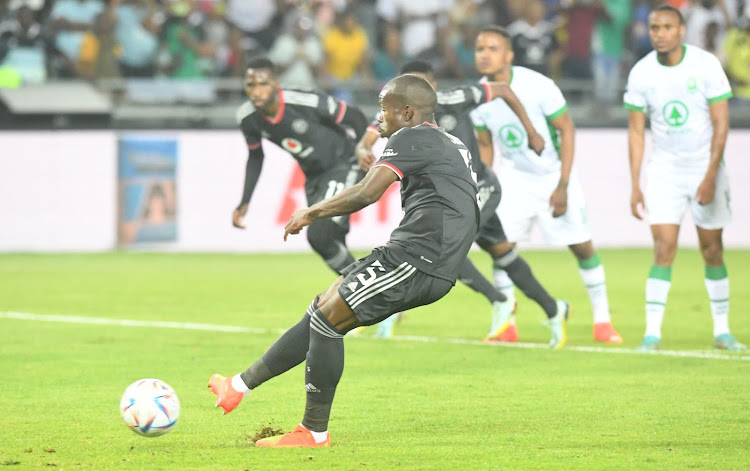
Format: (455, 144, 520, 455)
(2, 311, 749, 362)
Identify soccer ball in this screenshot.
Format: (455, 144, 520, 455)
(120, 378, 180, 437)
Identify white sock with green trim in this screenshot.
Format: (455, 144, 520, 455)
(645, 265, 671, 339)
(705, 265, 730, 337)
(492, 268, 516, 306)
(577, 254, 611, 324)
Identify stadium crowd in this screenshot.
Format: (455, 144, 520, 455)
(0, 0, 749, 105)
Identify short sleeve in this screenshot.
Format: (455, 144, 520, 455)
(317, 91, 349, 124)
(623, 66, 647, 112)
(703, 55, 733, 104)
(236, 103, 261, 150)
(540, 79, 567, 120)
(470, 106, 488, 131)
(372, 128, 429, 180)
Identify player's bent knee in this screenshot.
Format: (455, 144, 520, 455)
(319, 291, 360, 333)
(318, 276, 345, 308)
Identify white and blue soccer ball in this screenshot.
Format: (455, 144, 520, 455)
(120, 378, 180, 437)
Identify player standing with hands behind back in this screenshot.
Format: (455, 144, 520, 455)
(624, 5, 744, 351)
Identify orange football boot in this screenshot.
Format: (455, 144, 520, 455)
(593, 323, 623, 344)
(208, 374, 244, 414)
(255, 425, 331, 448)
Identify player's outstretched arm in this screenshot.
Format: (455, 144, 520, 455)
(232, 146, 264, 229)
(476, 129, 495, 167)
(487, 82, 545, 155)
(355, 126, 380, 171)
(696, 99, 730, 205)
(627, 110, 647, 220)
(548, 112, 575, 217)
(284, 166, 397, 240)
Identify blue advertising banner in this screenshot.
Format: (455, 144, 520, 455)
(118, 137, 177, 245)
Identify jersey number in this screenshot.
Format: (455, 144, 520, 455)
(324, 180, 345, 199)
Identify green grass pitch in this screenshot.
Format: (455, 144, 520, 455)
(1, 249, 748, 470)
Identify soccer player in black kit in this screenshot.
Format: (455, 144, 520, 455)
(209, 74, 481, 447)
(233, 57, 369, 274)
(357, 61, 569, 346)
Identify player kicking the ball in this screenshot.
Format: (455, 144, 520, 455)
(210, 74, 482, 447)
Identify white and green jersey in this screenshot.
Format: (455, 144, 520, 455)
(623, 44, 732, 166)
(471, 66, 568, 175)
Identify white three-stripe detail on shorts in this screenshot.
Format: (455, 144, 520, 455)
(349, 265, 417, 309)
(346, 262, 411, 306)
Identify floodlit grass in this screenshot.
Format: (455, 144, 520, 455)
(1, 250, 748, 470)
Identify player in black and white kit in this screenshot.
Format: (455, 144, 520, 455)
(356, 60, 568, 345)
(233, 57, 369, 274)
(209, 74, 481, 447)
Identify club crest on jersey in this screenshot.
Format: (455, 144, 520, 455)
(686, 77, 697, 93)
(662, 100, 689, 127)
(498, 124, 525, 149)
(439, 114, 458, 131)
(292, 119, 309, 134)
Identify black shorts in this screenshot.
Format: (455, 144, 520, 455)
(475, 172, 507, 248)
(306, 162, 365, 230)
(338, 248, 454, 325)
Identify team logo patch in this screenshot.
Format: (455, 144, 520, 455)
(687, 77, 697, 92)
(439, 114, 458, 131)
(662, 100, 689, 127)
(281, 137, 303, 153)
(292, 119, 309, 134)
(498, 124, 525, 149)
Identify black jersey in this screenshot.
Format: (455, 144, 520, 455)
(237, 89, 355, 178)
(370, 83, 493, 180)
(373, 123, 479, 283)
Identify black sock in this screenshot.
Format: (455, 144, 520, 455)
(458, 258, 506, 304)
(495, 251, 557, 318)
(302, 310, 345, 433)
(240, 297, 317, 389)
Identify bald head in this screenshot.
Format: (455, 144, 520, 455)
(381, 74, 437, 117)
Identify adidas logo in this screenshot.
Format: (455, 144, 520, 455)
(305, 383, 320, 393)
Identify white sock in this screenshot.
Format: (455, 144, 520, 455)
(493, 268, 516, 305)
(645, 278, 671, 338)
(301, 424, 329, 443)
(509, 315, 517, 327)
(231, 374, 250, 395)
(578, 264, 611, 324)
(705, 277, 730, 337)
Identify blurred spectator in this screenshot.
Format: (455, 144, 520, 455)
(591, 0, 631, 104)
(725, 13, 750, 102)
(560, 0, 608, 80)
(199, 0, 234, 76)
(376, 0, 452, 59)
(268, 13, 323, 89)
(370, 24, 402, 82)
(509, 0, 561, 76)
(684, 0, 731, 51)
(226, 0, 286, 53)
(47, 0, 104, 78)
(84, 0, 120, 79)
(449, 21, 480, 79)
(0, 3, 46, 83)
(160, 1, 214, 78)
(322, 8, 370, 101)
(114, 0, 161, 77)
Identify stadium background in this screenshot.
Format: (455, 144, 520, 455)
(1, 0, 749, 251)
